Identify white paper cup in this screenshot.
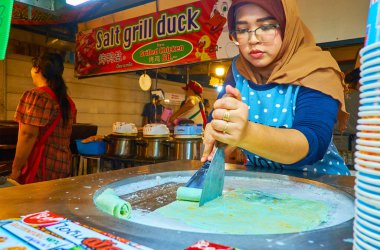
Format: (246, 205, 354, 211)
(355, 199, 380, 221)
(356, 206, 380, 221)
(357, 170, 380, 186)
(359, 97, 380, 106)
(356, 145, 380, 155)
(358, 118, 380, 125)
(356, 165, 380, 180)
(352, 240, 367, 250)
(361, 43, 380, 57)
(356, 151, 380, 163)
(361, 73, 380, 81)
(354, 233, 374, 250)
(361, 51, 380, 65)
(359, 106, 380, 112)
(356, 138, 380, 147)
(354, 232, 377, 250)
(355, 185, 380, 201)
(360, 90, 380, 99)
(355, 229, 380, 249)
(356, 215, 380, 239)
(359, 101, 380, 109)
(357, 192, 380, 210)
(361, 66, 380, 78)
(357, 132, 380, 139)
(360, 82, 380, 92)
(355, 218, 380, 243)
(359, 111, 380, 117)
(356, 139, 380, 147)
(355, 164, 380, 178)
(355, 196, 380, 219)
(356, 208, 380, 227)
(360, 73, 380, 84)
(357, 125, 380, 132)
(355, 157, 380, 169)
(356, 179, 380, 196)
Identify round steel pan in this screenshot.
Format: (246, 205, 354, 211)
(94, 171, 354, 235)
(65, 161, 355, 249)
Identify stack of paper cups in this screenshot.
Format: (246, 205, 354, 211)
(354, 1, 380, 249)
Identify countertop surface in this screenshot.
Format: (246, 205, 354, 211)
(0, 160, 356, 249)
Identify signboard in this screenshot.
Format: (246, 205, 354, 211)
(0, 211, 152, 250)
(75, 0, 239, 77)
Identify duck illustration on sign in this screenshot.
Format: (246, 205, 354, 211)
(209, 0, 238, 59)
(195, 35, 212, 61)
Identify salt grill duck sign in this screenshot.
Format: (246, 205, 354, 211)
(75, 0, 238, 77)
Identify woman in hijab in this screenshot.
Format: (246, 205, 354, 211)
(201, 0, 350, 175)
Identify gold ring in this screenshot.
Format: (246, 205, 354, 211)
(222, 122, 229, 134)
(222, 110, 231, 122)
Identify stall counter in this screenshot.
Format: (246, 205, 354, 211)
(0, 160, 355, 249)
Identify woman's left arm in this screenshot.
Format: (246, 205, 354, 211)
(10, 123, 39, 180)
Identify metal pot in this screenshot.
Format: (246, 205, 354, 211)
(136, 137, 170, 160)
(168, 138, 202, 160)
(104, 134, 137, 158)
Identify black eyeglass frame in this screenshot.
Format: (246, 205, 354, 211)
(230, 23, 280, 43)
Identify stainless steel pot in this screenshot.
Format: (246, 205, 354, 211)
(104, 134, 137, 158)
(168, 138, 202, 160)
(136, 137, 170, 160)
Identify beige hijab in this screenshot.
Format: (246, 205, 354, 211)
(235, 0, 348, 131)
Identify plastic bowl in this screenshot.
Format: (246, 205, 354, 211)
(75, 139, 106, 155)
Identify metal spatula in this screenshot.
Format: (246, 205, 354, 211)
(185, 161, 210, 189)
(187, 93, 231, 204)
(199, 142, 226, 206)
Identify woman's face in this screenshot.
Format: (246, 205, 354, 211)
(234, 4, 283, 68)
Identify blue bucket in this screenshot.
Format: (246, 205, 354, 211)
(75, 139, 106, 155)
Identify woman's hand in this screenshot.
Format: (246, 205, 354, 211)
(201, 123, 216, 162)
(201, 85, 249, 162)
(210, 85, 249, 147)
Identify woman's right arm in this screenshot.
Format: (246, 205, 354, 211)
(10, 123, 39, 180)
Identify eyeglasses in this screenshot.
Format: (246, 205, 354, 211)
(230, 24, 280, 45)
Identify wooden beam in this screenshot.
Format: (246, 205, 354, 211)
(328, 44, 363, 62)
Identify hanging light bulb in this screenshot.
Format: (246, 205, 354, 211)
(215, 66, 225, 77)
